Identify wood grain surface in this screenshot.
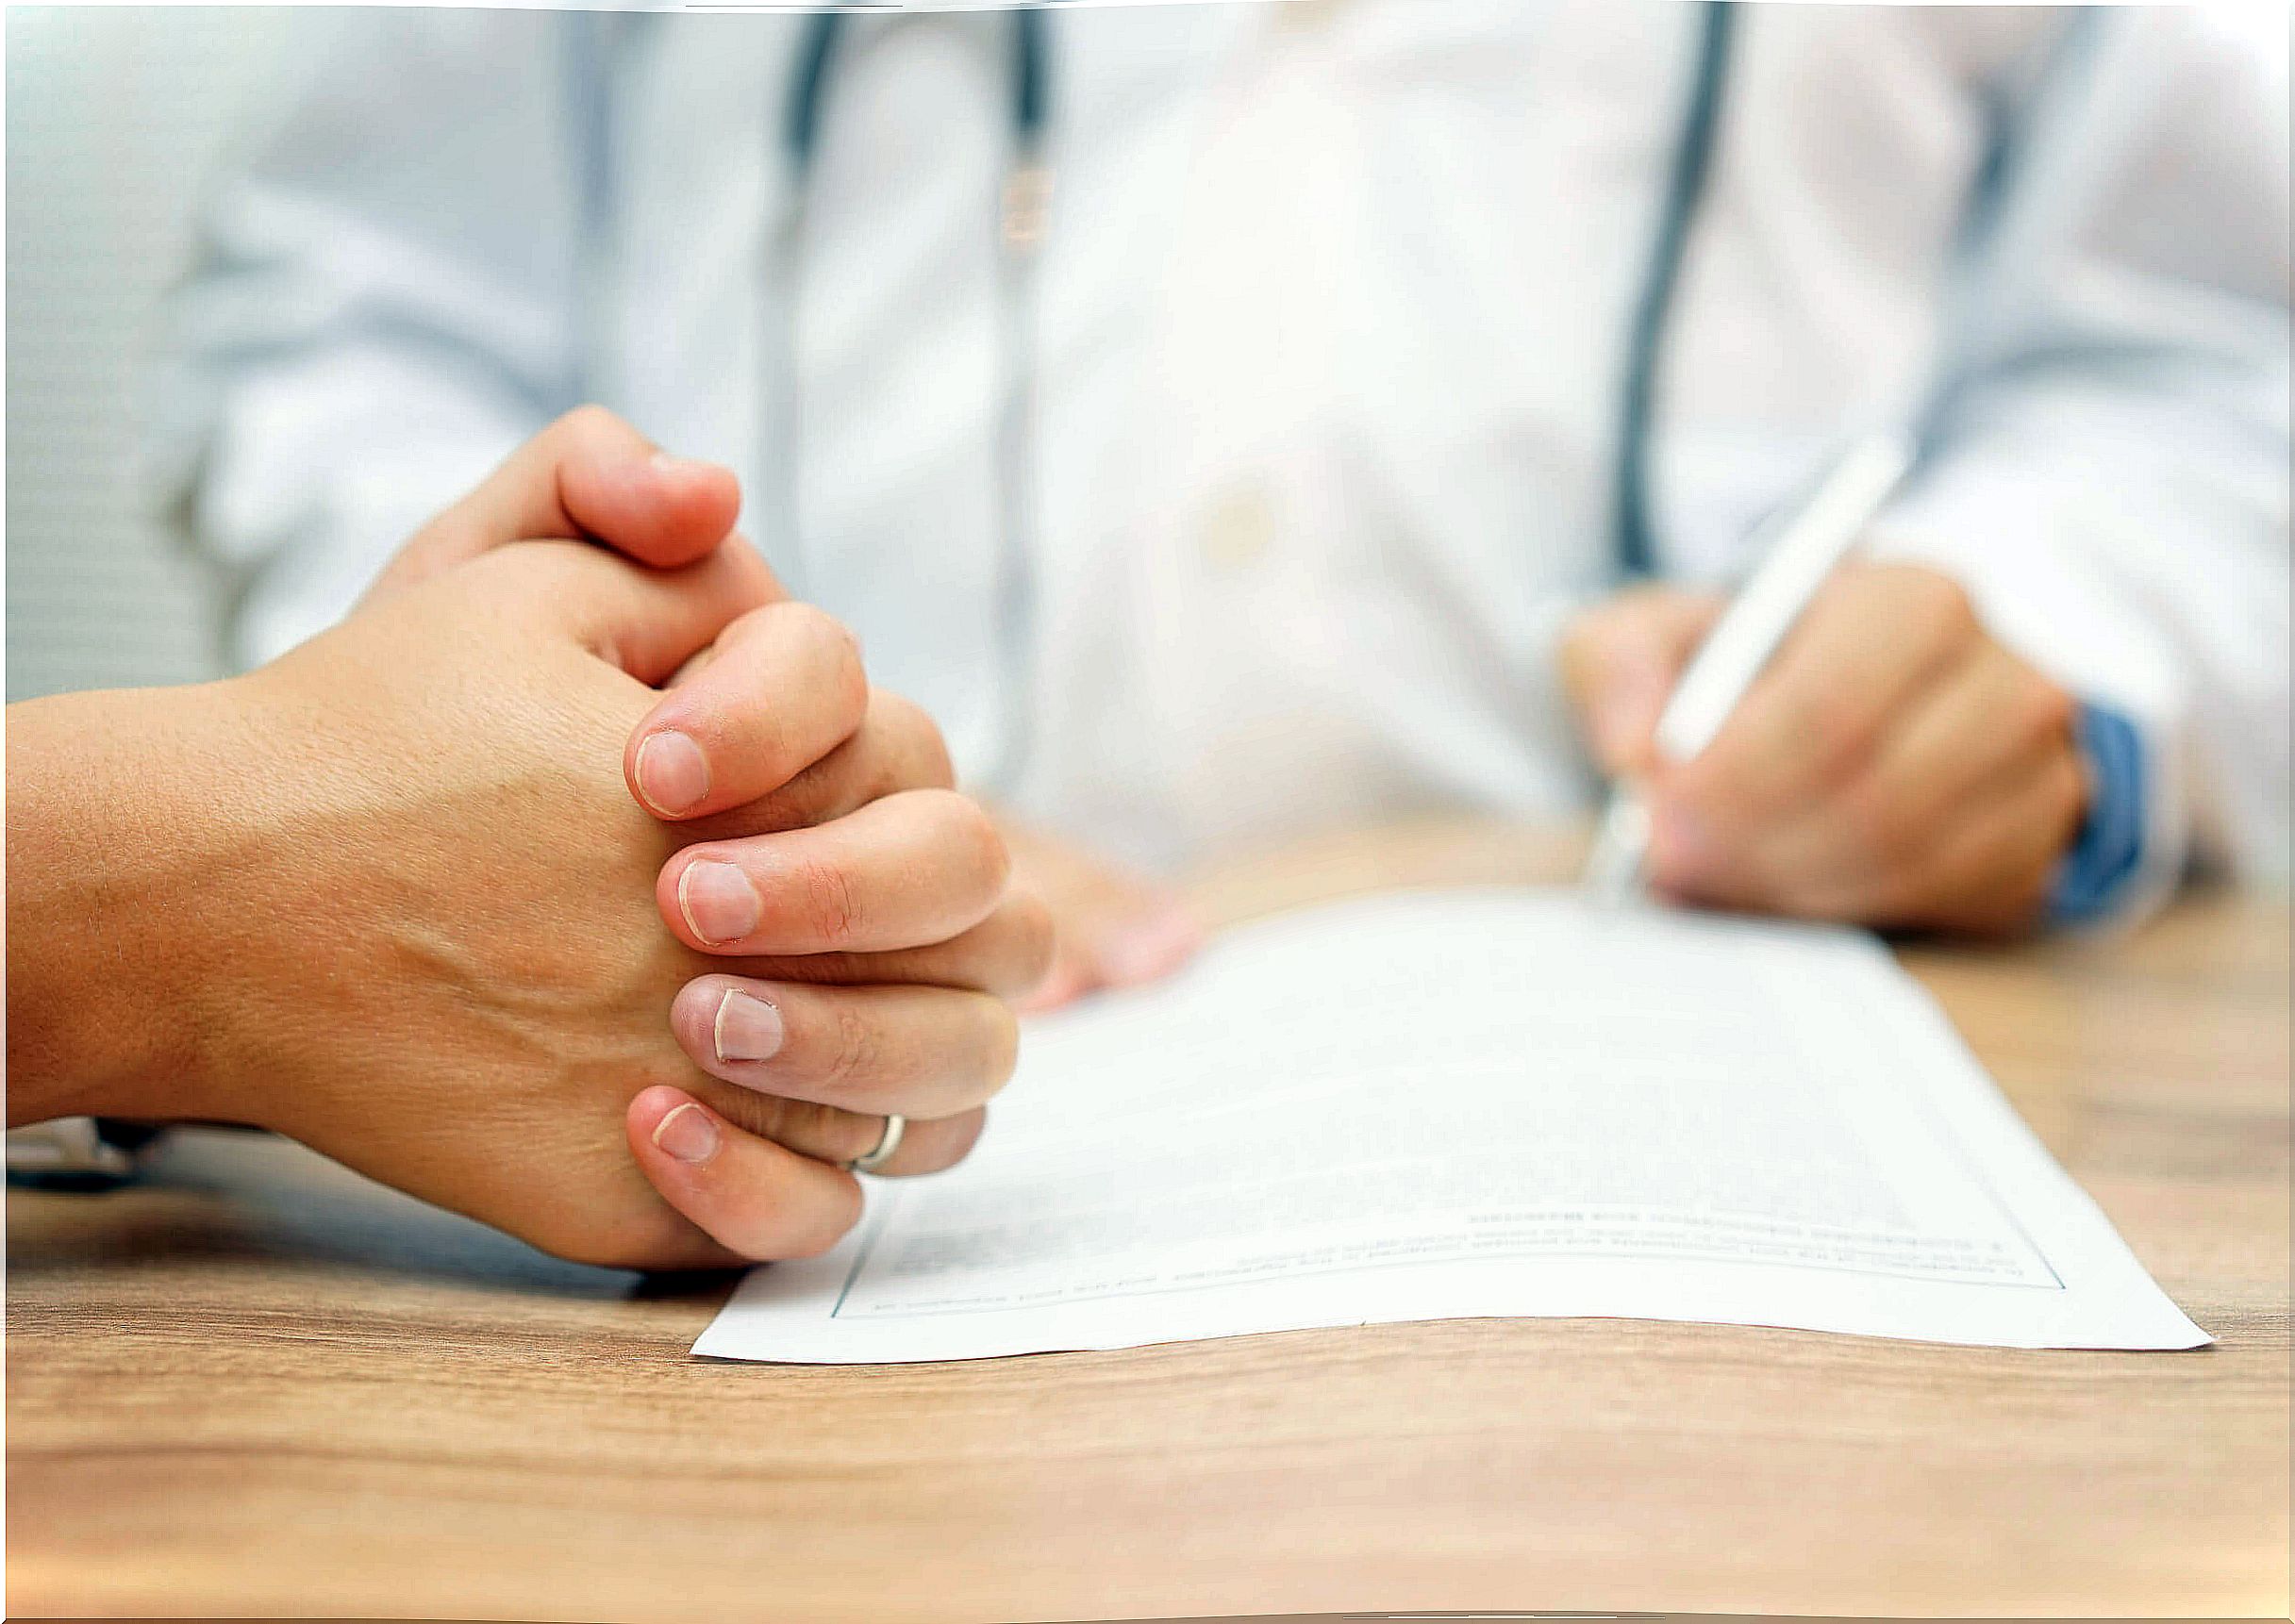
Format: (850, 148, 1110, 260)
(8, 820, 2288, 1621)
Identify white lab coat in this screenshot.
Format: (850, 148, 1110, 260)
(150, 1, 2291, 907)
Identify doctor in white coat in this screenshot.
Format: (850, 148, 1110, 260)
(153, 1, 2290, 1006)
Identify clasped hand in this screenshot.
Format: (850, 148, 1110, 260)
(7, 408, 1049, 1269)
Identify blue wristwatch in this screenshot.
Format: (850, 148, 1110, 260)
(2048, 701, 2148, 926)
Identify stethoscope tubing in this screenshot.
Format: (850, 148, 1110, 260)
(761, 3, 2117, 797)
(774, 8, 1048, 798)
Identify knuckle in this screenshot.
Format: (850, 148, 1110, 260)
(735, 1095, 881, 1174)
(921, 1111, 989, 1175)
(1907, 568, 1977, 638)
(1823, 875, 1900, 927)
(795, 1098, 878, 1163)
(980, 999, 1022, 1092)
(1837, 780, 1912, 864)
(1561, 599, 1624, 663)
(484, 539, 601, 624)
(1801, 689, 1876, 774)
(820, 999, 884, 1099)
(2048, 752, 2089, 832)
(825, 668, 872, 749)
(949, 1110, 989, 1166)
(1006, 891, 1057, 995)
(803, 619, 871, 736)
(1746, 866, 1821, 920)
(728, 604, 867, 721)
(1557, 611, 1598, 677)
(2019, 672, 2077, 746)
(790, 854, 866, 947)
(924, 790, 1010, 897)
(784, 601, 863, 671)
(556, 402, 624, 445)
(967, 805, 1013, 894)
(1868, 863, 1941, 930)
(1617, 582, 1686, 621)
(878, 690, 956, 791)
(502, 535, 590, 581)
(712, 1087, 801, 1143)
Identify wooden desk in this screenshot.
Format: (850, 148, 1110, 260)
(9, 823, 2289, 1620)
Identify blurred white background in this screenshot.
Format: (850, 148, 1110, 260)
(6, 6, 288, 701)
(5, 4, 2286, 705)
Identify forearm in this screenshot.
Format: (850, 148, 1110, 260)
(6, 682, 248, 1125)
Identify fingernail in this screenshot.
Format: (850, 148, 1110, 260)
(713, 988, 785, 1063)
(650, 449, 705, 476)
(678, 860, 760, 945)
(634, 730, 710, 816)
(651, 1102, 720, 1165)
(1097, 909, 1203, 986)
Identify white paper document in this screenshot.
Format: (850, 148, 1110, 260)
(695, 887, 2206, 1363)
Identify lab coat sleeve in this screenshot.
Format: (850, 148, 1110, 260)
(1869, 9, 2292, 917)
(146, 9, 597, 668)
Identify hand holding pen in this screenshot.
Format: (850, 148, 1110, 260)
(1568, 435, 2092, 936)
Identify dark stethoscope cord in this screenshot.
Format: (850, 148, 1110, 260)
(784, 8, 1050, 168)
(1612, 1, 1738, 583)
(764, 3, 2113, 809)
(777, 8, 1052, 796)
(779, 2, 1733, 604)
(773, 2, 1744, 793)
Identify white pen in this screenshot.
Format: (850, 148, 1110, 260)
(1582, 428, 1919, 904)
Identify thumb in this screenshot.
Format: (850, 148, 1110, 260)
(1559, 587, 1725, 778)
(370, 405, 752, 602)
(492, 535, 785, 688)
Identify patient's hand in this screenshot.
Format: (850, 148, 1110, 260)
(374, 406, 1057, 1249)
(6, 415, 1048, 1268)
(1562, 563, 2087, 936)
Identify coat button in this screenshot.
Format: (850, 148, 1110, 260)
(1198, 479, 1279, 572)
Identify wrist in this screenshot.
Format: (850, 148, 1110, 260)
(6, 679, 254, 1125)
(2047, 700, 2152, 927)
